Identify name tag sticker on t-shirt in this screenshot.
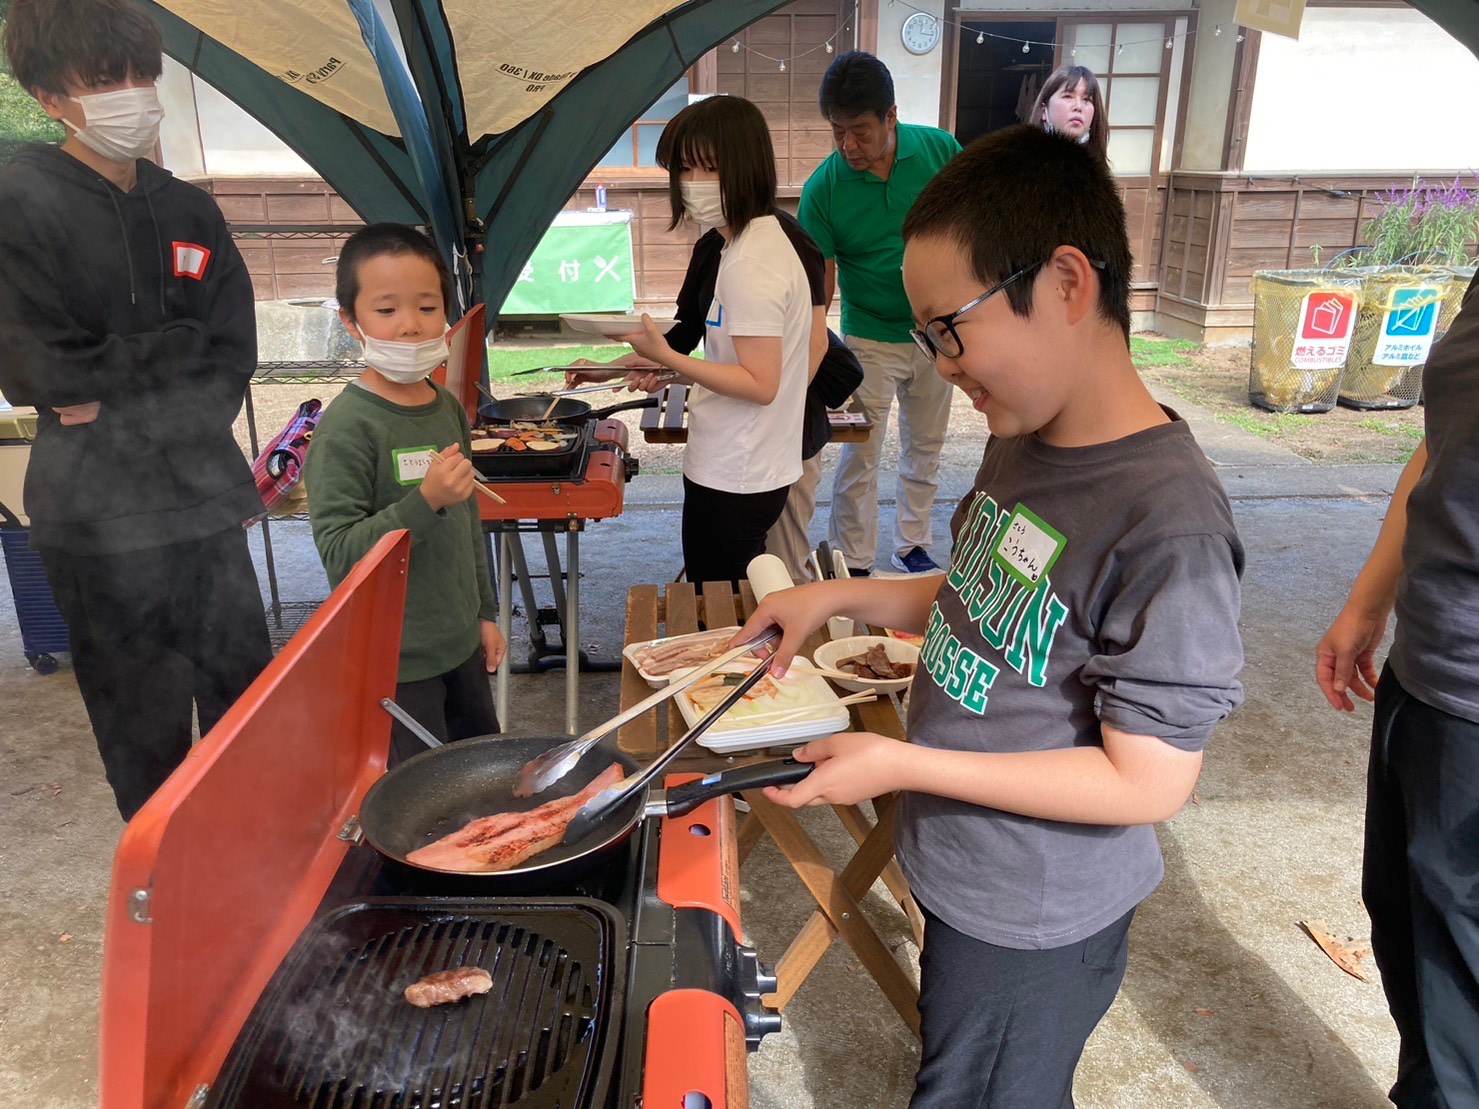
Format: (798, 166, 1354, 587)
(392, 447, 435, 486)
(991, 504, 1065, 589)
(705, 298, 723, 328)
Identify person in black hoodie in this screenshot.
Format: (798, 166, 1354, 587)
(0, 0, 271, 820)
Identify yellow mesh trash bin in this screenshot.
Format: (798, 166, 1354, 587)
(1437, 264, 1476, 342)
(1339, 266, 1452, 410)
(1249, 270, 1363, 413)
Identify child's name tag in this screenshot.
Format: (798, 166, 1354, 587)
(991, 504, 1065, 588)
(392, 447, 435, 486)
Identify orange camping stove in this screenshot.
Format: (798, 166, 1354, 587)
(100, 531, 779, 1109)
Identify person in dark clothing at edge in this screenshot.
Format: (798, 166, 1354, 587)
(1317, 272, 1479, 1107)
(0, 0, 272, 821)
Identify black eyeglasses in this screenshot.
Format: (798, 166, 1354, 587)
(909, 259, 1108, 362)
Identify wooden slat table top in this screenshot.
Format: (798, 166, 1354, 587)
(638, 384, 873, 445)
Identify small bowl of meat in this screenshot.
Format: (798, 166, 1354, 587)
(812, 635, 921, 695)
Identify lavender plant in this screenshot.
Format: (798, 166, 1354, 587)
(1362, 176, 1479, 266)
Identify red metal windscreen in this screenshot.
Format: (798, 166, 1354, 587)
(101, 531, 411, 1109)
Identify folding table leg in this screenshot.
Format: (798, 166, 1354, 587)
(835, 803, 913, 904)
(743, 791, 921, 1038)
(736, 811, 768, 865)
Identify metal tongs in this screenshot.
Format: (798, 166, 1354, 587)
(515, 378, 678, 400)
(512, 628, 781, 797)
(562, 645, 781, 845)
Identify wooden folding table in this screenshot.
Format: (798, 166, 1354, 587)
(639, 383, 873, 445)
(619, 581, 923, 1037)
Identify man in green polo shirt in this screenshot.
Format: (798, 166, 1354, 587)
(799, 51, 961, 575)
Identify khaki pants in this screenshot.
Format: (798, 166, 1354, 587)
(763, 451, 825, 582)
(827, 335, 953, 571)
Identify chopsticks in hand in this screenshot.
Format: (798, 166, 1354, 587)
(429, 447, 506, 505)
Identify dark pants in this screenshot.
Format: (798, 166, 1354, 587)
(389, 646, 500, 766)
(681, 476, 792, 587)
(41, 526, 272, 821)
(1365, 663, 1479, 1109)
(911, 901, 1134, 1109)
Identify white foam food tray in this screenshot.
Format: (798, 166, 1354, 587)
(673, 659, 852, 753)
(623, 626, 750, 688)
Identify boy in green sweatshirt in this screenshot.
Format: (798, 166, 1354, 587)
(306, 224, 505, 764)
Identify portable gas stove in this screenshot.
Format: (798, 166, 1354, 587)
(100, 533, 777, 1109)
(477, 418, 636, 733)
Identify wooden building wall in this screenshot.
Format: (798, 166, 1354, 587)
(1157, 172, 1432, 342)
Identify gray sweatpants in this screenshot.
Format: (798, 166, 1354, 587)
(826, 334, 953, 571)
(763, 451, 825, 583)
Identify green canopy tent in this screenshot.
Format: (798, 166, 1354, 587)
(143, 0, 795, 322)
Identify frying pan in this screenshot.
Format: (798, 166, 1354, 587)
(357, 735, 646, 888)
(477, 394, 657, 426)
(360, 643, 808, 888)
(357, 735, 812, 889)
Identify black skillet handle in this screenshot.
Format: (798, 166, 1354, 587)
(588, 395, 660, 419)
(663, 758, 814, 818)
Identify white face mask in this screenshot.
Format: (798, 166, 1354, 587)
(64, 86, 165, 163)
(680, 180, 726, 228)
(361, 332, 448, 384)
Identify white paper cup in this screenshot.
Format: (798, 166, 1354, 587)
(746, 553, 795, 601)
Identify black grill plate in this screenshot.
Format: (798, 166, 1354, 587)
(206, 898, 625, 1109)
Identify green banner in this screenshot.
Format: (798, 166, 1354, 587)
(499, 211, 635, 315)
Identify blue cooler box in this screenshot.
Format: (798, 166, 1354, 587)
(0, 412, 70, 673)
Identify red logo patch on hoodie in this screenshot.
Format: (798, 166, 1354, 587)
(172, 242, 211, 280)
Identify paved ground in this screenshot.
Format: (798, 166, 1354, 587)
(0, 386, 1413, 1108)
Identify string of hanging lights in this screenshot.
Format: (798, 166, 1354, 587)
(905, 0, 1245, 55)
(728, 1, 1246, 72)
(728, 2, 861, 72)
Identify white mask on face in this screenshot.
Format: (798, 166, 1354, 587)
(680, 180, 726, 227)
(63, 86, 165, 163)
(361, 332, 448, 384)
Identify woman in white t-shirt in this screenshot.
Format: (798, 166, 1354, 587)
(615, 95, 824, 585)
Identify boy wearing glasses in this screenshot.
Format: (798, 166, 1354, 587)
(735, 125, 1245, 1106)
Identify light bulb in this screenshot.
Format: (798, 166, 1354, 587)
(1236, 33, 1245, 42)
(1165, 37, 1173, 49)
(779, 60, 786, 71)
(1117, 43, 1124, 55)
(1070, 48, 1077, 58)
(731, 41, 739, 53)
(1214, 25, 1222, 36)
(825, 41, 833, 53)
(976, 32, 984, 45)
(1021, 41, 1030, 53)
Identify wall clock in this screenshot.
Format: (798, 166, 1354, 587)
(900, 12, 942, 55)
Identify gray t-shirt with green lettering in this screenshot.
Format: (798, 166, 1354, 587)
(897, 413, 1245, 949)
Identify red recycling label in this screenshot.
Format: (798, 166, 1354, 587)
(1293, 291, 1356, 369)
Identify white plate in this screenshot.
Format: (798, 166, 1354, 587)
(812, 635, 921, 695)
(622, 626, 746, 688)
(674, 660, 852, 753)
(560, 313, 676, 338)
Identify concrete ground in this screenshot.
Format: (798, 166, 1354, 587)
(0, 388, 1410, 1108)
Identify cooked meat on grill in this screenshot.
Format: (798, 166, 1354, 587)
(839, 644, 915, 681)
(406, 762, 625, 873)
(404, 966, 494, 1008)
